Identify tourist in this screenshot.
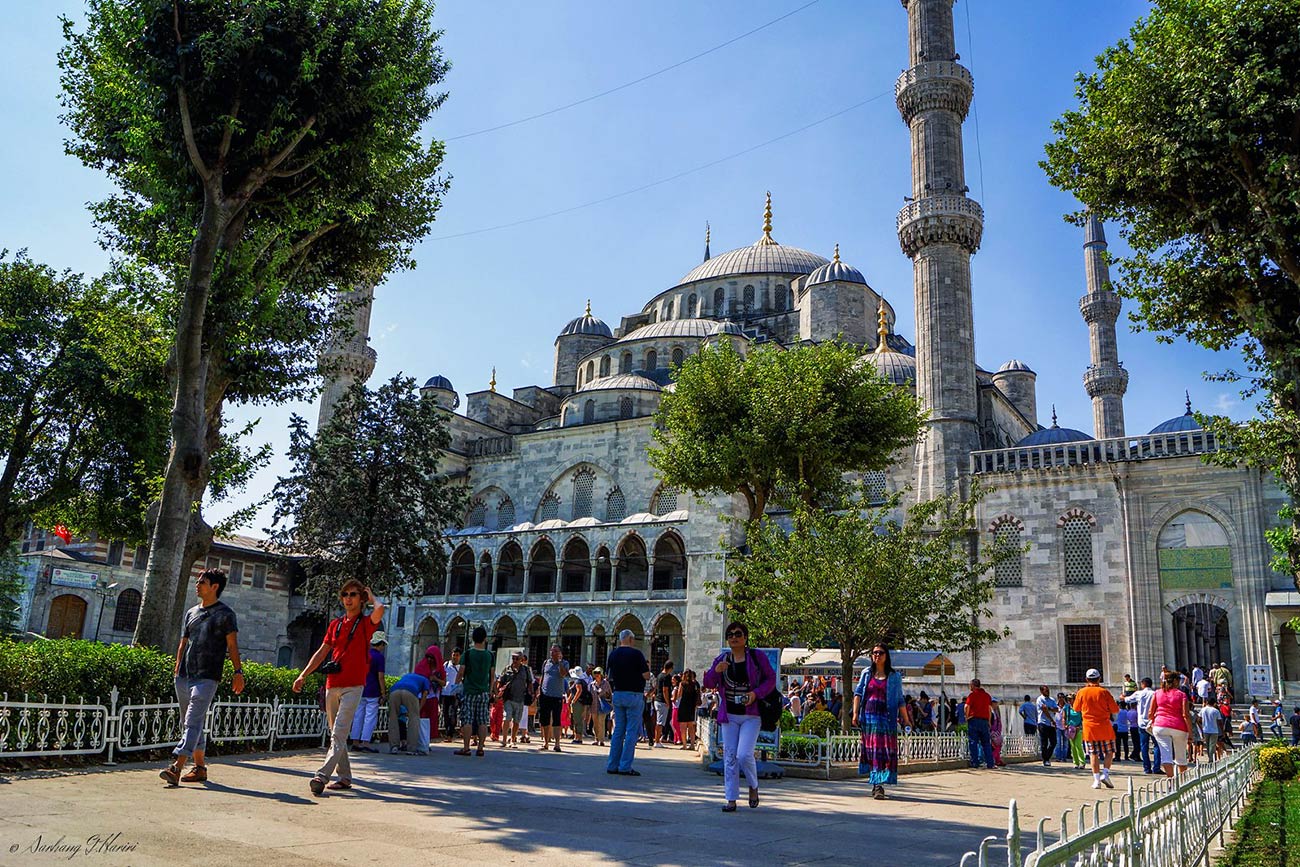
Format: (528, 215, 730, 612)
(1247, 699, 1263, 742)
(1034, 686, 1058, 767)
(441, 647, 461, 740)
(1113, 697, 1130, 761)
(1289, 706, 1300, 747)
(293, 579, 384, 796)
(591, 666, 612, 747)
(788, 684, 803, 722)
(1073, 669, 1119, 789)
(1199, 699, 1223, 761)
(160, 568, 244, 787)
(606, 628, 652, 775)
(1054, 692, 1071, 763)
(1271, 700, 1285, 740)
(412, 643, 446, 753)
(989, 698, 1006, 767)
(1119, 700, 1140, 762)
(567, 665, 591, 745)
(1018, 694, 1037, 738)
(490, 687, 506, 745)
(1191, 663, 1204, 689)
(676, 669, 702, 750)
(963, 679, 995, 770)
(387, 670, 434, 753)
(1064, 694, 1086, 768)
(654, 660, 675, 746)
(642, 683, 657, 746)
(538, 645, 568, 752)
(1219, 697, 1236, 751)
(1133, 677, 1162, 773)
(1194, 669, 1213, 706)
(918, 691, 935, 732)
(704, 622, 777, 811)
(670, 672, 683, 744)
(1210, 662, 1232, 695)
(349, 631, 387, 752)
(500, 651, 534, 749)
(454, 625, 495, 757)
(1122, 673, 1138, 699)
(851, 643, 909, 801)
(1151, 670, 1195, 777)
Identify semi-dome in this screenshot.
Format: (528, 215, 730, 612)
(422, 374, 454, 391)
(618, 319, 719, 343)
(577, 373, 662, 393)
(996, 359, 1035, 374)
(805, 244, 867, 287)
(559, 301, 613, 339)
(1149, 395, 1202, 434)
(1016, 409, 1091, 446)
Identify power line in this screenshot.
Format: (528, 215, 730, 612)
(428, 89, 894, 242)
(962, 0, 986, 205)
(446, 0, 822, 141)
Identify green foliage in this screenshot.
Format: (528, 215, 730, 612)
(268, 375, 467, 606)
(1218, 777, 1300, 867)
(0, 551, 26, 638)
(778, 709, 796, 732)
(1260, 745, 1298, 781)
(1041, 0, 1300, 587)
(798, 709, 840, 737)
(0, 252, 168, 550)
(650, 340, 925, 521)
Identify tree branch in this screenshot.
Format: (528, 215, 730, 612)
(218, 97, 241, 163)
(173, 2, 211, 183)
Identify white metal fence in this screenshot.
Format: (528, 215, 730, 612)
(959, 746, 1260, 867)
(0, 689, 391, 763)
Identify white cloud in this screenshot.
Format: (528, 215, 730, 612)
(1213, 392, 1237, 414)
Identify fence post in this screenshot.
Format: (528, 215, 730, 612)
(1006, 799, 1021, 867)
(268, 697, 278, 752)
(104, 686, 119, 766)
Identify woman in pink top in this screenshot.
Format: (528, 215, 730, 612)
(1149, 671, 1195, 777)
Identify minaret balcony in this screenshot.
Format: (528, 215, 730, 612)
(1079, 291, 1122, 324)
(1083, 363, 1129, 398)
(318, 344, 378, 379)
(895, 61, 974, 124)
(896, 195, 984, 257)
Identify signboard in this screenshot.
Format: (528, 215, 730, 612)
(50, 568, 98, 589)
(1246, 664, 1273, 697)
(494, 647, 522, 677)
(756, 647, 781, 752)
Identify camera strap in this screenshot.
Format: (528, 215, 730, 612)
(330, 615, 363, 662)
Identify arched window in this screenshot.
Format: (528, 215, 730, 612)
(449, 546, 474, 595)
(615, 535, 648, 591)
(582, 399, 595, 424)
(599, 355, 611, 376)
(1060, 513, 1094, 585)
(572, 468, 596, 518)
(774, 285, 787, 312)
(538, 492, 561, 522)
(620, 352, 633, 374)
(619, 396, 634, 419)
(477, 552, 493, 594)
(989, 516, 1024, 587)
(562, 538, 590, 593)
(112, 588, 142, 632)
(671, 347, 684, 368)
(496, 542, 524, 594)
(585, 360, 594, 382)
(645, 349, 657, 370)
(688, 294, 697, 316)
(652, 534, 687, 591)
(497, 497, 515, 529)
(713, 287, 725, 315)
(650, 309, 658, 323)
(786, 287, 795, 310)
(666, 299, 674, 319)
(594, 545, 612, 591)
(466, 498, 486, 527)
(864, 471, 887, 505)
(650, 485, 679, 516)
(528, 539, 557, 595)
(605, 488, 627, 522)
(743, 285, 754, 314)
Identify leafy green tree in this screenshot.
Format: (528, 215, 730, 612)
(650, 340, 925, 522)
(0, 253, 168, 552)
(267, 375, 466, 611)
(60, 0, 451, 648)
(716, 485, 1010, 728)
(0, 549, 28, 638)
(1041, 0, 1300, 588)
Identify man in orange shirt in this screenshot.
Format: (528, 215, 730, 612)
(1074, 668, 1120, 789)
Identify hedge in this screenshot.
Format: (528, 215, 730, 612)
(799, 709, 840, 737)
(1260, 745, 1298, 781)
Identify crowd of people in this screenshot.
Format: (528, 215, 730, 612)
(158, 571, 1299, 810)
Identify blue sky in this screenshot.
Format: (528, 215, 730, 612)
(0, 1, 1249, 534)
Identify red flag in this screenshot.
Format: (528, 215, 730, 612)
(52, 525, 72, 544)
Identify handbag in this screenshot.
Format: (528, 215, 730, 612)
(316, 615, 363, 676)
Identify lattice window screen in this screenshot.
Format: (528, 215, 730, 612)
(651, 486, 678, 516)
(619, 397, 634, 419)
(864, 471, 887, 505)
(467, 499, 486, 527)
(496, 498, 515, 528)
(993, 525, 1023, 587)
(572, 470, 595, 518)
(605, 488, 627, 522)
(1062, 518, 1094, 585)
(538, 493, 560, 522)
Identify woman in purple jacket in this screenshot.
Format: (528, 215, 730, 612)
(703, 621, 777, 812)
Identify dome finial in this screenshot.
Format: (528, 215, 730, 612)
(489, 366, 497, 393)
(833, 243, 841, 264)
(1050, 405, 1059, 428)
(874, 299, 890, 354)
(704, 221, 711, 262)
(585, 298, 592, 316)
(758, 191, 777, 245)
(1184, 390, 1192, 414)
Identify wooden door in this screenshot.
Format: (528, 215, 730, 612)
(46, 594, 87, 639)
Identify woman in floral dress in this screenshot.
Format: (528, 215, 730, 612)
(852, 644, 910, 800)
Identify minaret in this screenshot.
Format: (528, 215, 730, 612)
(896, 0, 984, 498)
(316, 283, 378, 430)
(1080, 213, 1128, 438)
(703, 222, 711, 262)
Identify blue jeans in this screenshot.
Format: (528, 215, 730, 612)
(1138, 726, 1162, 772)
(967, 717, 993, 768)
(607, 691, 644, 772)
(173, 675, 219, 758)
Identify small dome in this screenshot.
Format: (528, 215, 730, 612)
(1016, 409, 1091, 447)
(422, 374, 455, 391)
(618, 319, 719, 343)
(1149, 396, 1201, 434)
(577, 373, 662, 393)
(860, 350, 917, 386)
(806, 245, 867, 288)
(559, 303, 613, 339)
(712, 320, 745, 336)
(996, 359, 1035, 374)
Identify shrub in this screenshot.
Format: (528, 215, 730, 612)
(1258, 746, 1297, 781)
(799, 709, 840, 737)
(778, 709, 796, 732)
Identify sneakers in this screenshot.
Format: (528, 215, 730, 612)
(1091, 779, 1101, 789)
(390, 746, 401, 754)
(309, 776, 326, 797)
(1101, 775, 1114, 789)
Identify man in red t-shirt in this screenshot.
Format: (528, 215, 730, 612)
(964, 679, 994, 769)
(294, 579, 384, 797)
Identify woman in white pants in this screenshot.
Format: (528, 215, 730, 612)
(702, 622, 777, 812)
(1149, 670, 1195, 777)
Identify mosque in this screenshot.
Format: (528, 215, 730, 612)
(315, 0, 1296, 695)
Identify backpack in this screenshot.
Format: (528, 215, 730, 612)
(576, 679, 592, 705)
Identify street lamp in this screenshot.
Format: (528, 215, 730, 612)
(93, 582, 120, 643)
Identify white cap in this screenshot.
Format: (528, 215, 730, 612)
(1085, 668, 1101, 680)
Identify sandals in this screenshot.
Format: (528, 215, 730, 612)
(476, 747, 485, 756)
(749, 787, 760, 809)
(872, 785, 887, 800)
(180, 765, 208, 783)
(453, 748, 472, 756)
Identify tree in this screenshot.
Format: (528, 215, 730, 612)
(0, 549, 28, 638)
(649, 340, 925, 522)
(1041, 0, 1300, 588)
(267, 375, 466, 610)
(0, 253, 169, 552)
(715, 485, 1010, 729)
(60, 0, 451, 648)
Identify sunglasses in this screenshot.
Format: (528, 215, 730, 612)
(340, 591, 362, 598)
(869, 650, 886, 657)
(725, 630, 745, 638)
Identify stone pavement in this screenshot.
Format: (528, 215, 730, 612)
(0, 740, 1153, 866)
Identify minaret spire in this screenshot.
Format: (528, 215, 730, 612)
(874, 299, 890, 353)
(489, 366, 497, 393)
(1080, 211, 1128, 438)
(704, 222, 711, 261)
(758, 191, 777, 245)
(896, 0, 984, 499)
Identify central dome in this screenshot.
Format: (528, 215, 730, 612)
(677, 240, 829, 286)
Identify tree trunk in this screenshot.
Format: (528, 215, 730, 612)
(841, 649, 856, 732)
(134, 191, 228, 650)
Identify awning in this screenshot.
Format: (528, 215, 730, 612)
(780, 648, 956, 676)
